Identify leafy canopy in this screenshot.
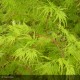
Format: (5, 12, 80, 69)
(0, 0, 80, 77)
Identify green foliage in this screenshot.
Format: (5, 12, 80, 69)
(0, 0, 80, 78)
